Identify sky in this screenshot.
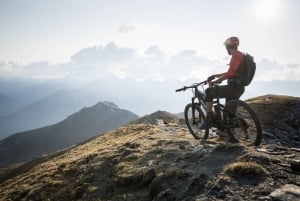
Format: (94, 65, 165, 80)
(0, 0, 300, 82)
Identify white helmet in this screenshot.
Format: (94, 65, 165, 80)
(224, 36, 239, 49)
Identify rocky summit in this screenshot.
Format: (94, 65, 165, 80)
(0, 95, 299, 201)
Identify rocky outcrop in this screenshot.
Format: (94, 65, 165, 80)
(270, 184, 300, 200)
(247, 94, 300, 147)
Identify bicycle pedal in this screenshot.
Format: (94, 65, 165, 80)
(216, 130, 228, 137)
(228, 137, 239, 143)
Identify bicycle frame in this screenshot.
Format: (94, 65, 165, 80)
(176, 82, 231, 130)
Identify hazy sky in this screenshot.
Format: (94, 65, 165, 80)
(0, 0, 300, 82)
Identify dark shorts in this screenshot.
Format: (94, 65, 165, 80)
(205, 83, 245, 102)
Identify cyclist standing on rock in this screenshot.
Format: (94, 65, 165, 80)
(199, 36, 245, 129)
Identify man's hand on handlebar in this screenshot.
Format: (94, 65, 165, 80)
(208, 81, 215, 87)
(207, 74, 225, 87)
(209, 79, 223, 87)
(207, 74, 217, 86)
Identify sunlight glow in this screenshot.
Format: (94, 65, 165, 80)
(254, 0, 281, 22)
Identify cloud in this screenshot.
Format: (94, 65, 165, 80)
(71, 42, 135, 64)
(0, 61, 69, 79)
(101, 46, 221, 81)
(255, 59, 300, 81)
(1, 42, 299, 82)
(163, 50, 224, 81)
(145, 46, 166, 60)
(117, 24, 138, 33)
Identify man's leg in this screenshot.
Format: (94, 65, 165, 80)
(206, 102, 213, 113)
(199, 88, 216, 129)
(199, 84, 243, 130)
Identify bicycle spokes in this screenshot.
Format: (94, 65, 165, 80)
(184, 103, 208, 140)
(225, 100, 262, 146)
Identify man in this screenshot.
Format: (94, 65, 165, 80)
(199, 36, 245, 129)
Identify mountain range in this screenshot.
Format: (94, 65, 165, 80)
(0, 88, 105, 140)
(0, 94, 19, 117)
(0, 101, 138, 168)
(0, 77, 183, 139)
(0, 77, 299, 140)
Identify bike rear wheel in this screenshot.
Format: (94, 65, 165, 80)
(224, 100, 262, 146)
(184, 103, 208, 140)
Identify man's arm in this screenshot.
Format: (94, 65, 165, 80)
(209, 73, 226, 86)
(208, 51, 243, 86)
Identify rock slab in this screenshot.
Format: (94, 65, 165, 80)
(270, 184, 300, 201)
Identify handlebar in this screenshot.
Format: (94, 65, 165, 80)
(175, 80, 208, 92)
(175, 87, 186, 92)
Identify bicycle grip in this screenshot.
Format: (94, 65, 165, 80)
(175, 87, 185, 92)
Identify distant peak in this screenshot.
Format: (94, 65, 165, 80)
(131, 110, 178, 125)
(95, 101, 119, 109)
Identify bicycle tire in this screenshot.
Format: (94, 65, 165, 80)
(224, 99, 262, 146)
(184, 103, 208, 140)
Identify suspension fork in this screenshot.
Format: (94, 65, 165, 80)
(191, 97, 196, 124)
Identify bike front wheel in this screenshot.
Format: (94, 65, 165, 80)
(224, 100, 262, 146)
(184, 103, 208, 140)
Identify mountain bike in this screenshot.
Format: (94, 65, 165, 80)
(175, 81, 262, 146)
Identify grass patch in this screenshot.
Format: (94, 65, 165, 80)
(164, 168, 192, 179)
(115, 172, 143, 187)
(149, 168, 192, 198)
(87, 185, 98, 193)
(123, 153, 142, 162)
(224, 161, 267, 178)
